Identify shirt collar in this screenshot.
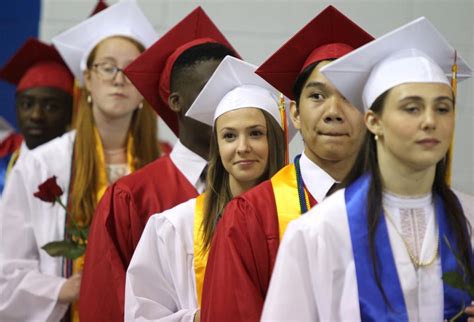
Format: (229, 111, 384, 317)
(299, 151, 336, 203)
(170, 140, 207, 189)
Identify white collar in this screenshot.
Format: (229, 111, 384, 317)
(299, 151, 336, 203)
(169, 140, 207, 190)
(383, 191, 432, 209)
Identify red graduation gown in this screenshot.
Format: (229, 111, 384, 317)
(79, 155, 199, 322)
(201, 179, 315, 322)
(0, 132, 23, 157)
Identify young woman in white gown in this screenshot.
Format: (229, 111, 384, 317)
(124, 56, 293, 321)
(0, 2, 159, 321)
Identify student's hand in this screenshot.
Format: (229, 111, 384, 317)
(194, 309, 200, 322)
(58, 272, 82, 304)
(465, 303, 474, 322)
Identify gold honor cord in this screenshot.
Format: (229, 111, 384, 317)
(5, 148, 20, 176)
(446, 50, 458, 186)
(279, 93, 289, 165)
(193, 194, 208, 306)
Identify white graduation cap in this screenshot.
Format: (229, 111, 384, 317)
(186, 56, 297, 140)
(320, 17, 473, 112)
(52, 0, 158, 84)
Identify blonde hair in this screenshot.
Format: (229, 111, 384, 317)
(69, 36, 160, 226)
(201, 110, 285, 250)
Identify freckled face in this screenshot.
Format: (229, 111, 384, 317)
(84, 37, 143, 121)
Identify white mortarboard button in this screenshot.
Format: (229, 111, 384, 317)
(185, 56, 297, 140)
(52, 1, 158, 84)
(320, 17, 473, 112)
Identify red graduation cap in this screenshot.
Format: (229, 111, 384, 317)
(90, 0, 108, 16)
(256, 5, 374, 100)
(0, 38, 74, 95)
(124, 6, 239, 136)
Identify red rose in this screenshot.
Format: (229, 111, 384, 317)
(33, 176, 64, 203)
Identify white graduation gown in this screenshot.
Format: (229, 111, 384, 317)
(0, 131, 75, 321)
(261, 189, 474, 322)
(125, 198, 199, 322)
(1, 141, 29, 199)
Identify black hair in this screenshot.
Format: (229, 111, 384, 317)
(170, 42, 237, 92)
(292, 59, 336, 107)
(292, 61, 318, 106)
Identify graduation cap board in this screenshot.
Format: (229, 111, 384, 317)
(256, 5, 374, 101)
(320, 17, 473, 113)
(185, 56, 297, 142)
(0, 38, 74, 94)
(124, 6, 238, 135)
(52, 0, 158, 84)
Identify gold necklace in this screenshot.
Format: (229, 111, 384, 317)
(383, 208, 439, 270)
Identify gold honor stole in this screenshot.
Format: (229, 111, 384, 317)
(6, 148, 20, 176)
(71, 128, 135, 322)
(271, 163, 311, 241)
(94, 127, 136, 199)
(193, 194, 208, 307)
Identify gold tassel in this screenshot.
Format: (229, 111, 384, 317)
(445, 50, 458, 186)
(279, 93, 289, 164)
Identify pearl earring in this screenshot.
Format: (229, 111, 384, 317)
(374, 134, 379, 141)
(87, 94, 92, 105)
(138, 102, 144, 110)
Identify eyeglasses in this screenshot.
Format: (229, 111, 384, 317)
(91, 62, 130, 82)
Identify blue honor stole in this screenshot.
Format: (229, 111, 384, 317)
(345, 174, 473, 321)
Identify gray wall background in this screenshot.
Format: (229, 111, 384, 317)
(40, 0, 474, 194)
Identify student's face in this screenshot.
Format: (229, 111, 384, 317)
(367, 82, 454, 171)
(15, 86, 72, 149)
(171, 59, 222, 155)
(84, 36, 143, 121)
(290, 60, 366, 166)
(216, 107, 269, 190)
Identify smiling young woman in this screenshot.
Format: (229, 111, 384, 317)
(124, 57, 287, 322)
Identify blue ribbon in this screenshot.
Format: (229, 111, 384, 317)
(293, 154, 309, 214)
(345, 174, 473, 321)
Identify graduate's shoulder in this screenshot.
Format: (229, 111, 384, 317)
(154, 197, 197, 228)
(26, 130, 75, 164)
(147, 198, 197, 250)
(289, 189, 350, 240)
(452, 189, 473, 208)
(116, 154, 172, 188)
(452, 189, 474, 232)
(231, 178, 276, 211)
(217, 179, 279, 239)
(15, 131, 74, 184)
